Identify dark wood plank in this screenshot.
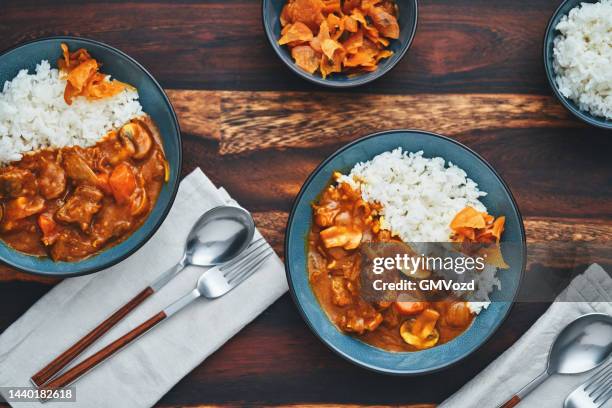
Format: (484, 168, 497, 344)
(176, 130, 612, 219)
(0, 0, 563, 94)
(166, 90, 580, 154)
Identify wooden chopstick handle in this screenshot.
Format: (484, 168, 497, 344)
(41, 311, 167, 392)
(499, 395, 521, 408)
(31, 287, 154, 387)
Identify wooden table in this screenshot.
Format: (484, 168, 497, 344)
(1, 1, 610, 406)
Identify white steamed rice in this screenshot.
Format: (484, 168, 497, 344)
(338, 148, 499, 313)
(339, 148, 487, 242)
(553, 0, 612, 119)
(0, 60, 143, 164)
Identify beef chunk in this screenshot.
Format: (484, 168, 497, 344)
(55, 185, 103, 231)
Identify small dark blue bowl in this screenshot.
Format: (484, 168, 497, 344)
(285, 130, 526, 374)
(544, 0, 612, 129)
(0, 37, 182, 277)
(262, 0, 418, 87)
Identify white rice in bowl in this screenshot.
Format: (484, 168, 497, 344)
(338, 148, 487, 242)
(0, 60, 143, 164)
(553, 0, 612, 119)
(338, 148, 499, 313)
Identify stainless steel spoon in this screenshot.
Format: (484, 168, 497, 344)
(151, 205, 256, 291)
(31, 205, 255, 387)
(499, 313, 612, 408)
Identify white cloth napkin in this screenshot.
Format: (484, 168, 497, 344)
(441, 264, 612, 408)
(0, 168, 288, 408)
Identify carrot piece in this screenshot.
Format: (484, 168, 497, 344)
(38, 213, 59, 246)
(109, 163, 136, 204)
(394, 301, 428, 316)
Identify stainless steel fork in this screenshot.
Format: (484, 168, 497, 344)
(40, 239, 274, 392)
(565, 359, 612, 408)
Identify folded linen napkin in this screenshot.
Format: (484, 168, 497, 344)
(441, 264, 612, 408)
(0, 168, 288, 408)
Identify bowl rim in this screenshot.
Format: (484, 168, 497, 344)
(284, 129, 527, 375)
(261, 0, 419, 88)
(0, 35, 183, 277)
(542, 0, 612, 130)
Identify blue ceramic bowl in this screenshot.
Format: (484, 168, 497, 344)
(0, 37, 182, 277)
(262, 0, 418, 87)
(285, 130, 526, 374)
(543, 0, 612, 129)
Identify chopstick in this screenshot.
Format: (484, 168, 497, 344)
(31, 261, 186, 387)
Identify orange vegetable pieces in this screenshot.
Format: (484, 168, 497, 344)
(278, 0, 398, 77)
(491, 216, 506, 241)
(321, 38, 342, 60)
(367, 6, 400, 39)
(109, 163, 137, 205)
(322, 0, 341, 13)
(375, 49, 394, 62)
(450, 207, 507, 246)
(343, 15, 359, 32)
(284, 0, 325, 31)
(361, 0, 381, 10)
(327, 13, 344, 40)
(38, 213, 59, 246)
(58, 43, 131, 105)
(342, 0, 362, 14)
(342, 29, 364, 53)
(280, 4, 292, 26)
(451, 206, 487, 230)
(86, 75, 131, 101)
(380, 0, 399, 17)
(394, 301, 427, 316)
(320, 45, 345, 78)
(278, 22, 314, 45)
(58, 43, 91, 72)
(310, 19, 331, 53)
(66, 59, 98, 95)
(344, 50, 373, 67)
(292, 45, 320, 73)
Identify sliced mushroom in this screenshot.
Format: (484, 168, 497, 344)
(129, 187, 148, 216)
(399, 308, 441, 350)
(120, 121, 152, 160)
(400, 322, 440, 350)
(106, 131, 136, 165)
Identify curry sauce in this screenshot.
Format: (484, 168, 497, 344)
(0, 115, 167, 262)
(308, 180, 474, 352)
